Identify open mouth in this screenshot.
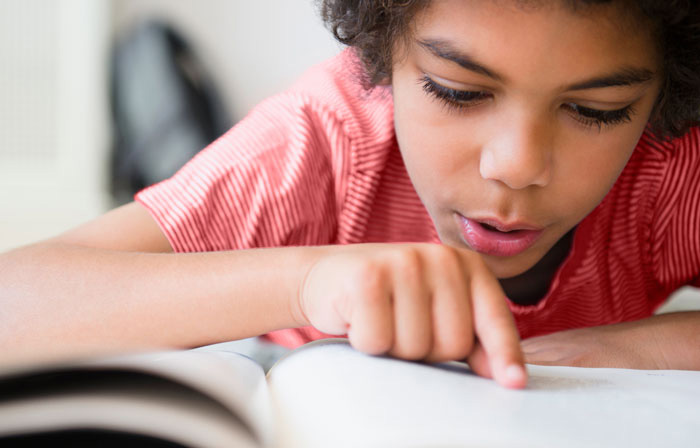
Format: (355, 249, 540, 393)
(479, 222, 520, 234)
(457, 215, 544, 257)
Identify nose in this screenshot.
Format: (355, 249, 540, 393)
(479, 113, 553, 190)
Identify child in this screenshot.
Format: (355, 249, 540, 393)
(1, 0, 699, 390)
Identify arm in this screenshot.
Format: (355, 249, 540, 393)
(522, 311, 700, 370)
(0, 202, 527, 388)
(0, 202, 316, 364)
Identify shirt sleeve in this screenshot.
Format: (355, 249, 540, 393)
(135, 92, 344, 252)
(651, 127, 700, 289)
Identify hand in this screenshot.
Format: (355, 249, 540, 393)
(295, 243, 527, 388)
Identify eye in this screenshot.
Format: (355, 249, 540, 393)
(420, 75, 491, 111)
(419, 75, 636, 129)
(562, 102, 634, 131)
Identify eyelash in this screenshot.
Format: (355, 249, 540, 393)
(419, 75, 635, 131)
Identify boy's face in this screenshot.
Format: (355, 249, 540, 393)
(391, 0, 661, 278)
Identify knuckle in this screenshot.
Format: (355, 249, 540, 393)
(356, 258, 382, 279)
(441, 336, 474, 360)
(351, 330, 392, 356)
(391, 338, 432, 361)
(368, 335, 394, 356)
(392, 247, 423, 276)
(428, 324, 474, 362)
(356, 288, 387, 309)
(352, 260, 386, 293)
(430, 244, 459, 266)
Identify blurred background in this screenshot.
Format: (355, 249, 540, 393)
(0, 0, 340, 251)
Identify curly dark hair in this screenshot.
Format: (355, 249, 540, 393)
(319, 0, 700, 139)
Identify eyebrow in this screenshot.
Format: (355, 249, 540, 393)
(417, 38, 655, 91)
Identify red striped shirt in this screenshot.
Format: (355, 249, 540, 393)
(136, 49, 700, 347)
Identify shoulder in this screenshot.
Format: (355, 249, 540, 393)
(285, 49, 396, 153)
(636, 127, 700, 206)
(135, 51, 399, 252)
(637, 127, 700, 287)
(584, 128, 700, 289)
(634, 126, 700, 168)
(670, 126, 700, 154)
(205, 49, 396, 171)
(613, 127, 700, 207)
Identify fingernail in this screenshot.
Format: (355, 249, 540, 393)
(505, 364, 526, 383)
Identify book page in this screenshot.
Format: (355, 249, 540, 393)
(0, 349, 273, 447)
(267, 339, 700, 448)
(100, 349, 275, 443)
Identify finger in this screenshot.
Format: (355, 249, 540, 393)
(465, 340, 492, 378)
(389, 250, 433, 360)
(424, 248, 473, 363)
(465, 256, 527, 389)
(346, 271, 394, 356)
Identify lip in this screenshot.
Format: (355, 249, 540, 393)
(457, 214, 544, 257)
(471, 217, 541, 232)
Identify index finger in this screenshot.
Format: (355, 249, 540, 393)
(463, 254, 527, 389)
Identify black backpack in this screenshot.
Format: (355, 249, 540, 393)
(110, 20, 231, 203)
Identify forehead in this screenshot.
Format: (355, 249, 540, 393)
(409, 0, 658, 88)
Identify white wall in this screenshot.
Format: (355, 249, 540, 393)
(112, 0, 342, 122)
(0, 0, 112, 251)
(0, 0, 341, 251)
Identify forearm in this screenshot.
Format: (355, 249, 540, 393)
(522, 310, 700, 370)
(634, 311, 700, 370)
(0, 242, 319, 364)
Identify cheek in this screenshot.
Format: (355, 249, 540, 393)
(394, 87, 440, 199)
(395, 120, 471, 213)
(553, 132, 640, 224)
(394, 82, 479, 204)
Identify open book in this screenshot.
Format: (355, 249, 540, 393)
(1, 338, 699, 447)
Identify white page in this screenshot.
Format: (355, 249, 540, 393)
(0, 388, 258, 448)
(0, 349, 273, 447)
(267, 339, 700, 448)
(91, 349, 275, 445)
